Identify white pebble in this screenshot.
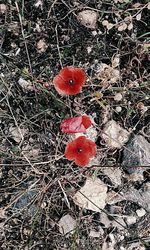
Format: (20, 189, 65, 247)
(114, 93, 123, 101)
(136, 208, 146, 217)
(92, 30, 97, 36)
(116, 106, 122, 112)
(126, 216, 136, 225)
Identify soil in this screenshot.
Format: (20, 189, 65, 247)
(0, 0, 150, 249)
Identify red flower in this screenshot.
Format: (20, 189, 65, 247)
(65, 136, 97, 167)
(60, 115, 92, 133)
(53, 67, 86, 95)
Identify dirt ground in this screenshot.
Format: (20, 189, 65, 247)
(0, 0, 150, 249)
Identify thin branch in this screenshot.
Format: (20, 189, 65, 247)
(15, 1, 33, 79)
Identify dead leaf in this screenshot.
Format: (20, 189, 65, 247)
(96, 63, 120, 85)
(9, 126, 27, 143)
(102, 120, 130, 148)
(77, 10, 98, 29)
(73, 177, 107, 212)
(58, 214, 76, 235)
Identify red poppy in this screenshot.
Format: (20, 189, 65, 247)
(65, 136, 97, 167)
(53, 67, 86, 95)
(60, 115, 92, 133)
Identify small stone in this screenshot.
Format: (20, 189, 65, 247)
(114, 93, 123, 101)
(58, 214, 76, 235)
(102, 120, 130, 148)
(9, 126, 28, 143)
(41, 202, 47, 208)
(73, 178, 107, 212)
(92, 30, 97, 36)
(137, 102, 145, 110)
(136, 208, 146, 217)
(116, 106, 122, 112)
(122, 135, 150, 167)
(75, 106, 80, 111)
(126, 216, 136, 225)
(87, 46, 92, 54)
(89, 229, 103, 238)
(77, 10, 98, 29)
(0, 4, 7, 14)
(18, 78, 34, 91)
(36, 39, 48, 53)
(34, 0, 43, 9)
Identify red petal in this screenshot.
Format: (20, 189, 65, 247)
(64, 136, 97, 167)
(74, 136, 96, 157)
(65, 140, 77, 160)
(82, 115, 92, 129)
(53, 74, 67, 95)
(86, 139, 97, 157)
(75, 154, 90, 167)
(60, 116, 86, 133)
(53, 67, 86, 95)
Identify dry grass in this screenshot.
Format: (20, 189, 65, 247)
(0, 0, 150, 249)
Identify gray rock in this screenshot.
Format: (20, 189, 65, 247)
(13, 191, 38, 216)
(122, 135, 150, 172)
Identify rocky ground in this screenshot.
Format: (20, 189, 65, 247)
(0, 0, 150, 249)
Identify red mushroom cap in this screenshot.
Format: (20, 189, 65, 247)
(65, 136, 97, 167)
(53, 67, 86, 95)
(60, 115, 92, 133)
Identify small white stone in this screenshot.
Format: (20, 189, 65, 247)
(58, 214, 76, 235)
(114, 93, 123, 101)
(0, 4, 7, 13)
(87, 46, 92, 54)
(126, 216, 136, 225)
(89, 230, 101, 238)
(136, 208, 146, 217)
(120, 235, 124, 241)
(41, 202, 47, 208)
(92, 30, 97, 36)
(120, 247, 125, 250)
(116, 106, 122, 112)
(36, 39, 48, 53)
(102, 120, 130, 148)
